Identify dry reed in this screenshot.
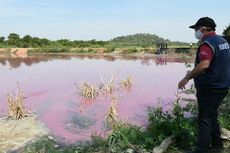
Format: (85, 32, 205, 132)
(99, 75, 115, 94)
(105, 95, 119, 129)
(120, 76, 133, 88)
(7, 83, 27, 120)
(78, 81, 98, 100)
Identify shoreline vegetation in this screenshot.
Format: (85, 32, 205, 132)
(0, 33, 197, 58)
(0, 47, 197, 64)
(0, 47, 194, 53)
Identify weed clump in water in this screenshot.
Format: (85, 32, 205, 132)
(99, 75, 115, 94)
(7, 83, 27, 120)
(105, 95, 119, 129)
(78, 81, 98, 100)
(120, 75, 133, 89)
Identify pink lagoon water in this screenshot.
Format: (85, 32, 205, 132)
(0, 54, 192, 144)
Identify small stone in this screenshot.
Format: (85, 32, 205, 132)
(48, 136, 53, 140)
(152, 135, 174, 153)
(221, 128, 230, 140)
(125, 148, 135, 153)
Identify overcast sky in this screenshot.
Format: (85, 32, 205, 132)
(0, 0, 229, 42)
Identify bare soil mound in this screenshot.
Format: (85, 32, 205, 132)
(0, 116, 48, 153)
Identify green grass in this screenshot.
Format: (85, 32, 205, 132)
(28, 47, 72, 53)
(104, 46, 115, 53)
(23, 136, 71, 153)
(219, 92, 230, 130)
(120, 48, 138, 54)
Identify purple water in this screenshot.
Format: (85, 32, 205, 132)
(0, 54, 193, 144)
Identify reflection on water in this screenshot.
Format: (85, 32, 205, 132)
(155, 55, 167, 66)
(0, 54, 191, 144)
(0, 54, 179, 69)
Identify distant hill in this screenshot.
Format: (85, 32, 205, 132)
(110, 33, 188, 47)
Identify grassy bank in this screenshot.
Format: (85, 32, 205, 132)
(27, 46, 196, 55)
(27, 47, 153, 54)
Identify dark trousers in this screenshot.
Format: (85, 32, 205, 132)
(196, 88, 228, 153)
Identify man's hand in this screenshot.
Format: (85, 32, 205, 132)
(178, 78, 189, 89)
(178, 60, 210, 89)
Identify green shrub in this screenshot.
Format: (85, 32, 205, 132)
(146, 99, 197, 150)
(219, 91, 230, 130)
(28, 47, 71, 53)
(106, 124, 144, 152)
(121, 48, 138, 54)
(104, 46, 115, 53)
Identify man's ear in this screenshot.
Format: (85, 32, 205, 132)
(201, 27, 207, 32)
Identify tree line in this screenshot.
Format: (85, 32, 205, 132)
(0, 25, 229, 48)
(0, 33, 108, 48)
(0, 33, 174, 48)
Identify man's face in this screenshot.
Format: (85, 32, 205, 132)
(195, 27, 207, 32)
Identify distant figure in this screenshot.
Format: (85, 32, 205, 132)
(178, 17, 230, 153)
(156, 43, 160, 49)
(156, 42, 168, 54)
(156, 47, 161, 54)
(165, 43, 168, 49)
(160, 43, 164, 49)
(190, 42, 193, 48)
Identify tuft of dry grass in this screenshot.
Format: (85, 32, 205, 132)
(7, 83, 27, 120)
(99, 75, 115, 94)
(120, 76, 133, 89)
(78, 81, 99, 100)
(105, 95, 119, 129)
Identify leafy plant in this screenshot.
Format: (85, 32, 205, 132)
(146, 97, 197, 150)
(121, 48, 138, 54)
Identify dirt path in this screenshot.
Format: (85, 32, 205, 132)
(0, 48, 29, 57)
(15, 48, 28, 57)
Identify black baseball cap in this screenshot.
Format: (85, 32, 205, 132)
(189, 17, 216, 29)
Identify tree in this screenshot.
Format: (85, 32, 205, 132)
(7, 33, 20, 46)
(22, 35, 32, 48)
(0, 37, 5, 43)
(57, 39, 72, 47)
(39, 38, 50, 46)
(223, 24, 230, 43)
(22, 35, 32, 43)
(30, 37, 42, 47)
(223, 24, 230, 36)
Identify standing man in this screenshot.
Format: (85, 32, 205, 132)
(178, 17, 230, 153)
